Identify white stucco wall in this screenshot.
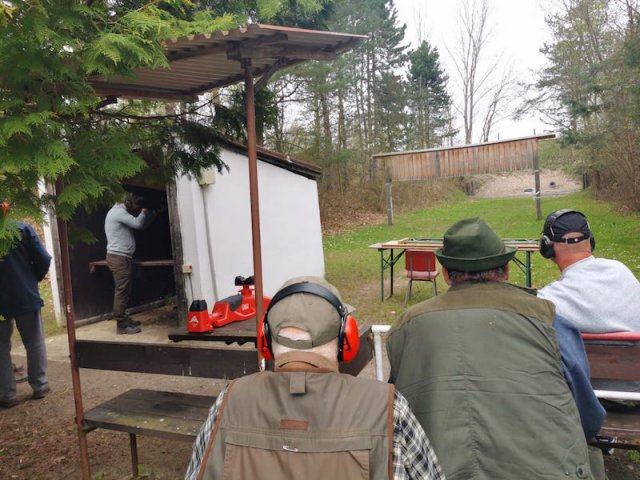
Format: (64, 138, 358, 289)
(176, 146, 324, 305)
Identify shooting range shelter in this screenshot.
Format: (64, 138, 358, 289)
(374, 133, 556, 224)
(50, 24, 367, 478)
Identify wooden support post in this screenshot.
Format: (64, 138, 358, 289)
(532, 146, 542, 221)
(129, 434, 139, 478)
(167, 181, 187, 327)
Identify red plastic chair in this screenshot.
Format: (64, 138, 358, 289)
(405, 250, 439, 303)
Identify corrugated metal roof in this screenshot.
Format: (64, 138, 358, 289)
(90, 24, 366, 100)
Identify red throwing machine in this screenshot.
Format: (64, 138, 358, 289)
(188, 275, 271, 333)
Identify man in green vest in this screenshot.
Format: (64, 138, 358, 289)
(185, 276, 444, 480)
(387, 218, 605, 480)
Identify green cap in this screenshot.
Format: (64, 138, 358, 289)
(435, 217, 516, 272)
(267, 276, 353, 350)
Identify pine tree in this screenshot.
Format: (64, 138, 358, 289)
(407, 41, 453, 149)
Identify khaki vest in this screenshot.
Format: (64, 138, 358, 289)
(387, 281, 593, 480)
(198, 352, 394, 480)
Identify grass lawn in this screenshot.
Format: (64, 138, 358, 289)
(324, 191, 640, 326)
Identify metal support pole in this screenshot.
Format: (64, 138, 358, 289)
(371, 325, 391, 381)
(390, 250, 395, 298)
(54, 179, 91, 479)
(243, 60, 265, 367)
(379, 250, 385, 302)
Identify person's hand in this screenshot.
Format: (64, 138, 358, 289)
(141, 208, 150, 214)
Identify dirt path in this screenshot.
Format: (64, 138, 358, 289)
(1, 307, 230, 480)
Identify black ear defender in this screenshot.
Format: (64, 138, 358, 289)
(540, 209, 595, 259)
(258, 282, 360, 363)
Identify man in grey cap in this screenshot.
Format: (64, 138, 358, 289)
(387, 218, 605, 480)
(185, 276, 444, 480)
(538, 209, 640, 332)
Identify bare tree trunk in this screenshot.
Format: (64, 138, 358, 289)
(449, 0, 493, 144)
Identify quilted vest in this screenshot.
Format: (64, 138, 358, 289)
(387, 281, 593, 480)
(198, 352, 394, 480)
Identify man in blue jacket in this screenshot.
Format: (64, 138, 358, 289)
(0, 216, 52, 409)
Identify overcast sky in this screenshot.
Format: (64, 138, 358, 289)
(394, 0, 554, 142)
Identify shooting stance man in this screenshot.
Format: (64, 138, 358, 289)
(0, 207, 52, 408)
(387, 217, 605, 480)
(538, 209, 640, 332)
(185, 276, 444, 480)
(104, 193, 156, 334)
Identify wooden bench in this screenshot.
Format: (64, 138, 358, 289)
(583, 332, 640, 451)
(75, 327, 374, 477)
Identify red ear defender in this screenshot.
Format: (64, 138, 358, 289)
(258, 316, 274, 361)
(339, 315, 360, 363)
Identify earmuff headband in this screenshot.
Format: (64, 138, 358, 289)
(266, 282, 347, 320)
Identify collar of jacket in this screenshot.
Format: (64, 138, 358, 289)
(275, 351, 339, 373)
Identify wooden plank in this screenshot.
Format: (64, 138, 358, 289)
(585, 344, 640, 381)
(76, 340, 259, 379)
(168, 322, 257, 345)
(89, 259, 174, 273)
(591, 410, 640, 449)
(84, 389, 214, 441)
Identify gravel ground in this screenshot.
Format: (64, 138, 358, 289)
(475, 169, 583, 198)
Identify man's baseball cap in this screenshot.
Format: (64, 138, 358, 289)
(266, 276, 354, 349)
(543, 210, 591, 241)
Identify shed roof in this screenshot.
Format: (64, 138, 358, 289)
(218, 137, 321, 180)
(90, 24, 366, 101)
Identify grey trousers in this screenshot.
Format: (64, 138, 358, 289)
(0, 310, 48, 402)
(106, 253, 133, 328)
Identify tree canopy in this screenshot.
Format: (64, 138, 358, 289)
(0, 0, 330, 254)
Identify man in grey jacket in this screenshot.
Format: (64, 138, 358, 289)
(104, 193, 156, 334)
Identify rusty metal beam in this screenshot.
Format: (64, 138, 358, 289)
(243, 60, 265, 369)
(54, 179, 91, 480)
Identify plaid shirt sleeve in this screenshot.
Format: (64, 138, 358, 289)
(184, 387, 227, 480)
(393, 389, 445, 480)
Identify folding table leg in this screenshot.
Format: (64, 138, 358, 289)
(129, 433, 139, 477)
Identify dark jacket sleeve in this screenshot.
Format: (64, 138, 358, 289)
(23, 223, 52, 281)
(553, 314, 606, 440)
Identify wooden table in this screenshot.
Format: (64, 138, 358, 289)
(369, 238, 540, 301)
(89, 259, 174, 273)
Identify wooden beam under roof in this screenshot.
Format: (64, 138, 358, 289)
(227, 46, 337, 61)
(166, 33, 288, 63)
(89, 82, 197, 101)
